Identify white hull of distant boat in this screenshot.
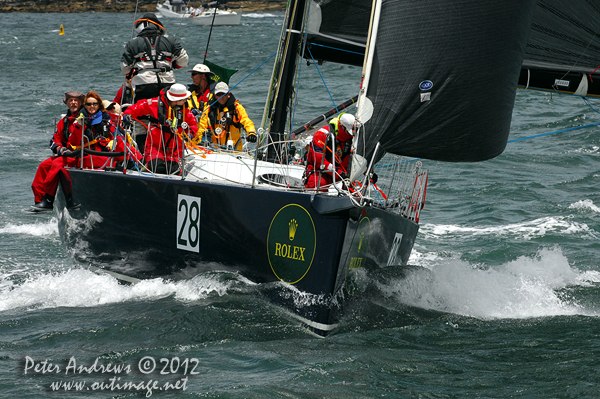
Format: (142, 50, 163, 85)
(191, 9, 241, 26)
(156, 1, 190, 18)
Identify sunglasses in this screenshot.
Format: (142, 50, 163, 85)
(86, 102, 99, 106)
(191, 72, 206, 77)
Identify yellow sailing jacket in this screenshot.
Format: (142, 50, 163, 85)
(198, 98, 256, 150)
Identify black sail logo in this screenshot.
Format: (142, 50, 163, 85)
(267, 204, 316, 284)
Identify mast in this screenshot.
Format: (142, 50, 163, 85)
(263, 0, 308, 162)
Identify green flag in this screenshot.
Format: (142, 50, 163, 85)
(204, 60, 238, 85)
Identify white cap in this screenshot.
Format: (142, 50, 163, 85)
(214, 82, 230, 95)
(166, 83, 192, 101)
(187, 63, 215, 77)
(102, 100, 121, 114)
(339, 113, 356, 134)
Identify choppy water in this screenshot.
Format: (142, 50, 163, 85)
(2, 11, 600, 398)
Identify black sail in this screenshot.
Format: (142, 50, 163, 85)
(360, 0, 538, 162)
(520, 0, 600, 97)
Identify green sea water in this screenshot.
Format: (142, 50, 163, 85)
(1, 11, 600, 398)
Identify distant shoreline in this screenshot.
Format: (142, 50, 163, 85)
(0, 1, 285, 13)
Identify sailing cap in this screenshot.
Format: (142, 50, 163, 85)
(166, 84, 192, 101)
(102, 100, 121, 114)
(214, 82, 229, 95)
(63, 91, 85, 104)
(339, 113, 356, 134)
(187, 63, 215, 77)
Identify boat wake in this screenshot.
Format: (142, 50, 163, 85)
(419, 216, 597, 240)
(243, 13, 279, 18)
(0, 268, 251, 313)
(373, 247, 600, 320)
(0, 218, 58, 237)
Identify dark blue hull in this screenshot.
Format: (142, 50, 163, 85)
(57, 169, 419, 334)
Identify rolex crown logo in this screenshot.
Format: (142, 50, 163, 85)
(289, 219, 298, 241)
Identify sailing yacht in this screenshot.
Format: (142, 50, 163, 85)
(55, 0, 600, 334)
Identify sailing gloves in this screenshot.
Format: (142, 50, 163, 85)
(51, 143, 68, 156)
(122, 114, 132, 129)
(247, 132, 257, 143)
(191, 108, 201, 123)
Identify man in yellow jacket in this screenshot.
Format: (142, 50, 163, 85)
(197, 82, 257, 150)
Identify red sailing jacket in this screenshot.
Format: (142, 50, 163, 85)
(50, 112, 78, 154)
(305, 123, 353, 178)
(123, 89, 198, 163)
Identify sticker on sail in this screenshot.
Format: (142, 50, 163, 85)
(419, 80, 433, 91)
(267, 204, 316, 284)
(420, 92, 431, 102)
(554, 79, 570, 87)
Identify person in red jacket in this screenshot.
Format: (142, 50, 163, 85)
(304, 113, 355, 191)
(30, 92, 142, 213)
(122, 83, 198, 174)
(30, 91, 84, 213)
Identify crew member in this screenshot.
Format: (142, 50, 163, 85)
(67, 92, 142, 169)
(30, 91, 85, 213)
(122, 83, 199, 175)
(198, 82, 257, 150)
(186, 63, 215, 119)
(121, 13, 189, 103)
(304, 113, 355, 190)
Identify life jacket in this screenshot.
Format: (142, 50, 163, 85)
(327, 113, 353, 157)
(133, 34, 173, 87)
(69, 110, 114, 150)
(207, 96, 242, 140)
(61, 111, 75, 140)
(188, 84, 213, 112)
(147, 89, 187, 147)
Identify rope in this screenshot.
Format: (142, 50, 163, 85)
(306, 46, 338, 113)
(507, 121, 600, 143)
(583, 97, 600, 114)
(308, 42, 364, 57)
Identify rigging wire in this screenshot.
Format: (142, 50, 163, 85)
(172, 0, 192, 38)
(305, 46, 338, 113)
(289, 0, 312, 137)
(203, 2, 221, 63)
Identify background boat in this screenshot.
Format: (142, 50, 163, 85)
(3, 9, 600, 398)
(156, 0, 191, 18)
(190, 0, 242, 26)
(190, 7, 241, 26)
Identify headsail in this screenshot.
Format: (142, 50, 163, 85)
(356, 0, 538, 162)
(520, 0, 600, 97)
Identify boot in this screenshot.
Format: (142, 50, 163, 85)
(65, 193, 79, 210)
(29, 194, 54, 213)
